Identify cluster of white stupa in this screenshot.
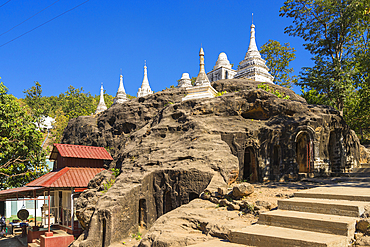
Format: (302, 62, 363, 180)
(95, 22, 274, 113)
(95, 61, 154, 114)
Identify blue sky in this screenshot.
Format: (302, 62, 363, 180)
(0, 0, 313, 99)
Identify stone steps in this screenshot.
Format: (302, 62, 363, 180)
(28, 243, 40, 247)
(339, 167, 370, 177)
(227, 186, 370, 246)
(360, 163, 370, 168)
(230, 225, 347, 247)
(188, 239, 251, 247)
(278, 197, 368, 217)
(258, 210, 356, 237)
(294, 186, 370, 201)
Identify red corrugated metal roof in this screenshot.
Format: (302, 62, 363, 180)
(50, 144, 113, 161)
(26, 167, 105, 188)
(0, 187, 45, 200)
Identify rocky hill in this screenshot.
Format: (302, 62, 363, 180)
(62, 79, 365, 247)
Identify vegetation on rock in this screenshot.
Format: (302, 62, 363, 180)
(257, 83, 290, 100)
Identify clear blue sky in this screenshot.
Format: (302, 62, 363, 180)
(0, 0, 313, 99)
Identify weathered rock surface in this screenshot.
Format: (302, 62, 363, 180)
(356, 235, 370, 246)
(76, 170, 115, 229)
(62, 79, 364, 247)
(232, 183, 254, 199)
(138, 199, 257, 247)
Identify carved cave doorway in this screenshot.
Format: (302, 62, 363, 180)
(139, 199, 147, 228)
(329, 132, 341, 173)
(163, 191, 173, 214)
(101, 218, 106, 247)
(189, 192, 199, 202)
(243, 147, 258, 183)
(296, 132, 313, 173)
(270, 145, 280, 181)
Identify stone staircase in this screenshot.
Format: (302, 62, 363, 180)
(229, 186, 370, 246)
(190, 186, 370, 247)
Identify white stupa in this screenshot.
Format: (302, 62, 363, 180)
(207, 52, 236, 82)
(234, 22, 274, 83)
(113, 74, 128, 104)
(182, 47, 218, 101)
(95, 83, 107, 114)
(177, 73, 192, 88)
(137, 61, 153, 98)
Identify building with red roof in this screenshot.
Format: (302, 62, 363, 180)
(0, 144, 113, 246)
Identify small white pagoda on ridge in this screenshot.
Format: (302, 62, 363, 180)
(182, 47, 218, 101)
(95, 83, 107, 114)
(207, 52, 237, 83)
(177, 73, 192, 88)
(234, 21, 274, 83)
(137, 61, 153, 98)
(113, 74, 128, 104)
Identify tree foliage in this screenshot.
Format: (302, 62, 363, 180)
(280, 0, 369, 113)
(260, 40, 298, 88)
(23, 82, 117, 143)
(280, 0, 370, 141)
(0, 81, 48, 189)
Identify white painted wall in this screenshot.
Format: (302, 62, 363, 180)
(5, 197, 47, 220)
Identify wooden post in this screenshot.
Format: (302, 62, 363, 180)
(48, 189, 51, 233)
(34, 190, 37, 227)
(71, 188, 74, 232)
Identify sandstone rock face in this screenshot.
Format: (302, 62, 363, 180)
(138, 199, 257, 247)
(356, 236, 370, 246)
(62, 79, 364, 247)
(76, 170, 115, 229)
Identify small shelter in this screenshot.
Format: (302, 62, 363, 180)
(0, 144, 113, 246)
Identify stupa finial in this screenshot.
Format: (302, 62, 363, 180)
(137, 60, 153, 97)
(95, 82, 107, 114)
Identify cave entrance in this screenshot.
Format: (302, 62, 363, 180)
(163, 191, 173, 214)
(139, 199, 147, 228)
(270, 145, 280, 181)
(189, 192, 199, 202)
(329, 132, 341, 173)
(101, 218, 106, 247)
(296, 132, 313, 173)
(243, 147, 258, 183)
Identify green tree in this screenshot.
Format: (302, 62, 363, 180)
(23, 82, 45, 128)
(0, 81, 48, 189)
(260, 40, 298, 88)
(280, 0, 368, 114)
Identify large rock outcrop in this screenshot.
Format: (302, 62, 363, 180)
(64, 79, 363, 247)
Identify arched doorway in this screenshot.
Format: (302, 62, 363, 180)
(101, 218, 106, 247)
(296, 132, 313, 173)
(329, 132, 341, 173)
(243, 147, 258, 183)
(270, 145, 280, 181)
(163, 191, 173, 214)
(138, 199, 147, 228)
